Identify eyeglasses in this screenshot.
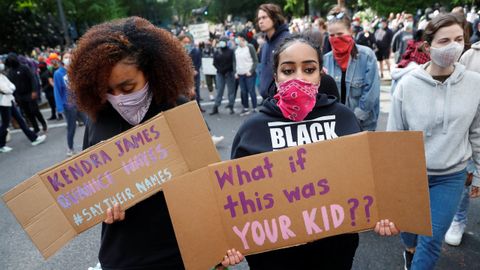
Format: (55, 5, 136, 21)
(327, 12, 345, 22)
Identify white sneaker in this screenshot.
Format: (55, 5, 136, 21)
(88, 262, 102, 270)
(211, 135, 224, 145)
(240, 108, 251, 116)
(445, 220, 466, 246)
(209, 94, 215, 101)
(31, 134, 46, 146)
(0, 146, 13, 153)
(66, 149, 75, 157)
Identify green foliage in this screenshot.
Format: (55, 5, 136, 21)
(205, 0, 286, 23)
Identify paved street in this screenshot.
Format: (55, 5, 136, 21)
(0, 84, 479, 270)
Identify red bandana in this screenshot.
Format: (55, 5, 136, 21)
(329, 35, 355, 71)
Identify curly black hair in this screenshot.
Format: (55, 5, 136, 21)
(68, 16, 193, 119)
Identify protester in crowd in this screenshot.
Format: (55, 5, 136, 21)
(210, 36, 236, 115)
(257, 3, 290, 99)
(444, 39, 480, 247)
(390, 30, 430, 93)
(374, 18, 394, 78)
(234, 33, 259, 116)
(392, 14, 415, 63)
(0, 61, 15, 153)
(200, 40, 217, 101)
(470, 19, 480, 43)
(5, 53, 48, 134)
(387, 13, 480, 270)
(53, 52, 87, 156)
(323, 6, 381, 131)
(221, 33, 398, 270)
(351, 17, 364, 39)
(313, 17, 330, 54)
(418, 8, 434, 30)
(179, 34, 204, 112)
(38, 60, 58, 120)
(0, 59, 46, 150)
(355, 25, 376, 51)
(68, 17, 233, 270)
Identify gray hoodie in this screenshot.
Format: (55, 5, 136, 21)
(460, 41, 480, 75)
(387, 62, 480, 178)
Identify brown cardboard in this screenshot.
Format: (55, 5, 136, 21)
(163, 131, 431, 270)
(2, 101, 220, 259)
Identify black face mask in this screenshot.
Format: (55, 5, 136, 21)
(5, 56, 19, 69)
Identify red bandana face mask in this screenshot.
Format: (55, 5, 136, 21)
(329, 35, 354, 71)
(274, 78, 319, 121)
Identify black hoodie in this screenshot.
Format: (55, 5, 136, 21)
(231, 94, 361, 269)
(83, 97, 188, 270)
(232, 94, 361, 158)
(5, 54, 35, 102)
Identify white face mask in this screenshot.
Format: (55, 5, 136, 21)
(106, 82, 152, 125)
(429, 42, 464, 68)
(0, 63, 4, 71)
(62, 58, 71, 67)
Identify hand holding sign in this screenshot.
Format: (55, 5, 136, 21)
(104, 203, 125, 224)
(219, 249, 244, 269)
(374, 219, 399, 236)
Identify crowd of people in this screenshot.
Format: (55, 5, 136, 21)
(1, 2, 480, 270)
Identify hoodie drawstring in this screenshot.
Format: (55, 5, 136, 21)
(426, 82, 436, 137)
(442, 80, 451, 134)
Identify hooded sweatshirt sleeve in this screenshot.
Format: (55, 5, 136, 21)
(470, 103, 480, 187)
(0, 74, 15, 94)
(386, 81, 408, 131)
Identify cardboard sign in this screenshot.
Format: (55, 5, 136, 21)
(189, 23, 210, 43)
(2, 101, 220, 259)
(163, 131, 432, 270)
(202, 57, 217, 75)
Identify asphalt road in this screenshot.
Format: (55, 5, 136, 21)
(0, 85, 479, 270)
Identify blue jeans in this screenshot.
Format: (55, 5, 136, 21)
(401, 169, 467, 270)
(452, 160, 476, 224)
(10, 102, 37, 142)
(214, 72, 235, 108)
(64, 106, 87, 150)
(239, 74, 257, 109)
(452, 186, 470, 225)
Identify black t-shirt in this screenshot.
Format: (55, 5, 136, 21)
(40, 69, 53, 93)
(83, 97, 188, 270)
(320, 73, 340, 100)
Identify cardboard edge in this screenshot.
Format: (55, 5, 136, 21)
(164, 101, 221, 170)
(369, 131, 432, 236)
(2, 175, 77, 259)
(163, 167, 228, 270)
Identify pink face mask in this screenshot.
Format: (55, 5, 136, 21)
(274, 78, 319, 121)
(106, 82, 152, 125)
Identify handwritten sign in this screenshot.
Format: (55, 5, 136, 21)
(163, 131, 432, 270)
(3, 101, 220, 258)
(189, 23, 210, 43)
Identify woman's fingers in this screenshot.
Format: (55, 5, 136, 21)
(104, 204, 125, 224)
(104, 207, 114, 224)
(221, 249, 244, 266)
(113, 203, 125, 221)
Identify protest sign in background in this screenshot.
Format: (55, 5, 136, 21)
(164, 131, 431, 270)
(3, 102, 220, 259)
(189, 23, 210, 43)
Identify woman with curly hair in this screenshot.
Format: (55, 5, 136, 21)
(68, 16, 207, 270)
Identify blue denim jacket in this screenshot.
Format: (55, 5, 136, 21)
(323, 45, 380, 131)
